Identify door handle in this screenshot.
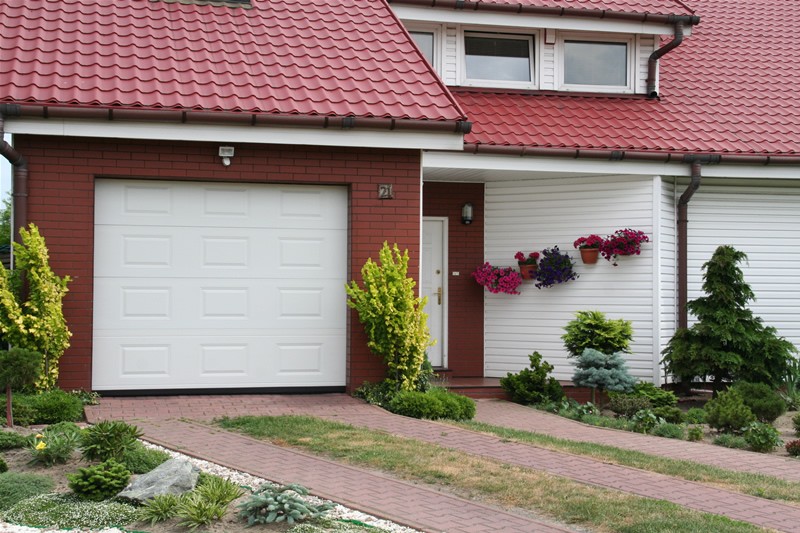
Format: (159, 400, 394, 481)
(437, 287, 443, 305)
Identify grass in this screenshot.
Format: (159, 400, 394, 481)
(217, 415, 765, 533)
(455, 420, 800, 504)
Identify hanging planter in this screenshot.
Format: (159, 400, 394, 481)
(600, 228, 651, 266)
(515, 250, 540, 280)
(472, 262, 522, 295)
(535, 246, 579, 289)
(579, 248, 600, 264)
(573, 235, 603, 265)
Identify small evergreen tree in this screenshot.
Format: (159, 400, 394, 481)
(562, 310, 633, 358)
(572, 348, 637, 404)
(345, 242, 433, 391)
(0, 348, 42, 427)
(661, 245, 795, 388)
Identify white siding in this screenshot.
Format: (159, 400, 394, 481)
(659, 178, 677, 379)
(686, 181, 800, 349)
(541, 41, 556, 90)
(444, 25, 458, 85)
(636, 34, 656, 94)
(484, 175, 659, 381)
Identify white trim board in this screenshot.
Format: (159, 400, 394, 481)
(5, 118, 465, 152)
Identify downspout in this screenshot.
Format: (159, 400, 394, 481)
(677, 159, 701, 329)
(647, 21, 685, 99)
(0, 104, 28, 247)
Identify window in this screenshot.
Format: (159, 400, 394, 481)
(464, 32, 535, 87)
(559, 35, 634, 92)
(410, 31, 435, 65)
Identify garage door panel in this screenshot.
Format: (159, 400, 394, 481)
(93, 278, 346, 330)
(93, 179, 347, 390)
(94, 226, 347, 279)
(95, 182, 347, 230)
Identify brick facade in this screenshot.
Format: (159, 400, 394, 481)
(15, 135, 422, 392)
(422, 182, 484, 377)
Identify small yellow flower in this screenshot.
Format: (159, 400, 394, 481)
(35, 441, 47, 450)
(35, 434, 43, 439)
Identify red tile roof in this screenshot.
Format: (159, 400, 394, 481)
(0, 0, 465, 122)
(457, 0, 800, 156)
(460, 0, 694, 16)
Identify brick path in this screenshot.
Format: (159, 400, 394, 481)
(87, 394, 800, 532)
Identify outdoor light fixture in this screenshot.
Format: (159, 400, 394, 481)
(218, 146, 235, 166)
(461, 202, 474, 225)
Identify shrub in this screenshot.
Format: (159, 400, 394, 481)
(138, 493, 182, 526)
(427, 388, 476, 420)
(652, 423, 686, 440)
(630, 409, 665, 434)
(28, 429, 80, 466)
(579, 413, 634, 431)
(0, 472, 55, 511)
(562, 310, 633, 358)
(176, 492, 228, 531)
(652, 406, 686, 424)
(686, 407, 707, 424)
(713, 434, 749, 449)
(0, 429, 28, 450)
(45, 421, 83, 436)
(705, 388, 756, 434)
(687, 426, 704, 442)
(500, 351, 564, 405)
(630, 382, 678, 408)
(120, 442, 170, 474)
(238, 483, 333, 526)
(572, 348, 637, 404)
(0, 457, 6, 473)
(388, 390, 443, 419)
(0, 347, 42, 427)
(608, 394, 651, 418)
(732, 382, 786, 423)
(743, 422, 782, 453)
(345, 243, 432, 391)
(26, 389, 84, 424)
(2, 493, 138, 529)
(794, 412, 800, 436)
(80, 420, 143, 462)
(0, 396, 36, 426)
(353, 381, 394, 408)
(785, 439, 800, 457)
(67, 459, 131, 501)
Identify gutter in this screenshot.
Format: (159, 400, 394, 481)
(2, 103, 473, 135)
(676, 158, 705, 330)
(388, 0, 700, 26)
(0, 105, 28, 248)
(646, 22, 685, 98)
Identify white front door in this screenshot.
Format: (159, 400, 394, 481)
(422, 218, 447, 367)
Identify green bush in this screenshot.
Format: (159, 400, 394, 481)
(705, 388, 756, 434)
(27, 389, 84, 424)
(732, 382, 786, 423)
(579, 413, 634, 431)
(353, 381, 394, 408)
(28, 429, 80, 466)
(80, 420, 143, 462)
(0, 456, 6, 473)
(630, 409, 665, 434)
(687, 426, 704, 442)
(195, 474, 244, 506)
(794, 412, 800, 437)
(500, 351, 563, 405)
(2, 493, 138, 529)
(629, 382, 678, 408)
(238, 483, 333, 526)
(45, 421, 83, 437)
(562, 310, 633, 358)
(0, 471, 55, 511)
(138, 493, 182, 526)
(743, 422, 782, 453)
(785, 439, 800, 457)
(0, 396, 36, 426)
(572, 348, 637, 404)
(608, 394, 651, 418)
(685, 407, 707, 424)
(120, 442, 170, 474)
(67, 459, 131, 501)
(713, 433, 749, 449)
(652, 406, 686, 424)
(0, 429, 28, 450)
(652, 423, 686, 439)
(427, 388, 476, 420)
(176, 492, 228, 531)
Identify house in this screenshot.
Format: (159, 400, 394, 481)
(1, 0, 798, 394)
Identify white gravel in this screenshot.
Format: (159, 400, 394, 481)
(0, 440, 420, 533)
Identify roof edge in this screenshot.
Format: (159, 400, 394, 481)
(388, 0, 700, 25)
(465, 143, 800, 165)
(0, 103, 472, 135)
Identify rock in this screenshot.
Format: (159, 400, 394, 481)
(118, 457, 199, 502)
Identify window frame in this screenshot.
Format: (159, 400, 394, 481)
(406, 23, 445, 76)
(556, 33, 636, 93)
(460, 30, 538, 90)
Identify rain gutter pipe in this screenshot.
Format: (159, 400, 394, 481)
(647, 22, 685, 98)
(0, 104, 28, 247)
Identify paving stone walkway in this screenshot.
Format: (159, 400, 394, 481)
(87, 394, 800, 532)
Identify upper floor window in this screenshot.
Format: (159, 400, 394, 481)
(558, 35, 634, 92)
(410, 31, 435, 66)
(464, 32, 535, 88)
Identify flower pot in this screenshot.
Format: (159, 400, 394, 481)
(579, 248, 600, 264)
(518, 263, 538, 280)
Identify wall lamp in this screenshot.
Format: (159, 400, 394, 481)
(218, 146, 235, 166)
(461, 202, 473, 225)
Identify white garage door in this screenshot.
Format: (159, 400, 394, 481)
(92, 179, 347, 390)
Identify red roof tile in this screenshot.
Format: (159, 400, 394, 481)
(465, 0, 694, 16)
(457, 0, 800, 156)
(0, 0, 465, 122)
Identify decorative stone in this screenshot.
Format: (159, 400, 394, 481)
(118, 457, 199, 502)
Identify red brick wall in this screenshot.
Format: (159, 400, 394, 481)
(422, 183, 484, 377)
(14, 136, 422, 392)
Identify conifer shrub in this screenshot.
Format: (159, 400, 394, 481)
(731, 382, 786, 423)
(687, 426, 704, 442)
(67, 459, 131, 501)
(562, 310, 633, 358)
(705, 388, 756, 434)
(500, 351, 564, 405)
(120, 442, 170, 474)
(80, 420, 143, 462)
(387, 389, 475, 420)
(652, 406, 686, 424)
(608, 394, 651, 418)
(0, 430, 28, 450)
(629, 382, 678, 408)
(572, 348, 637, 404)
(238, 483, 332, 526)
(26, 389, 84, 424)
(427, 388, 476, 420)
(685, 407, 707, 424)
